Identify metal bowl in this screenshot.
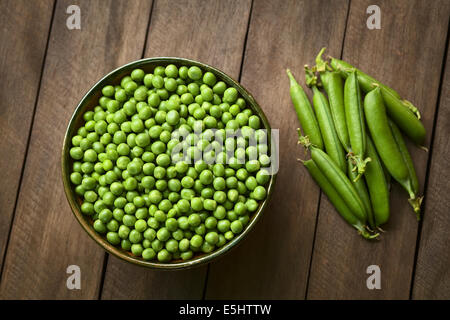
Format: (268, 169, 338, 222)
(62, 57, 277, 270)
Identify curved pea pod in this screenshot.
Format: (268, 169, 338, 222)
(365, 136, 390, 227)
(303, 159, 377, 240)
(329, 56, 425, 144)
(330, 56, 401, 99)
(364, 87, 421, 218)
(305, 67, 346, 173)
(344, 71, 371, 179)
(286, 69, 324, 149)
(347, 158, 375, 229)
(388, 119, 423, 218)
(307, 144, 367, 223)
(316, 50, 351, 152)
(381, 89, 426, 146)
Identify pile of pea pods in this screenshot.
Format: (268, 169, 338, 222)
(287, 48, 425, 239)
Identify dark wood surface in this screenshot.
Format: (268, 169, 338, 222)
(0, 0, 54, 271)
(0, 0, 449, 300)
(412, 47, 450, 299)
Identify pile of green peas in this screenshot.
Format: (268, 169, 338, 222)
(69, 63, 271, 262)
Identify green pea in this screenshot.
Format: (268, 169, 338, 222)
(165, 64, 178, 78)
(205, 231, 219, 245)
(217, 220, 230, 233)
(253, 185, 267, 200)
(204, 199, 217, 211)
(142, 248, 156, 260)
(223, 87, 238, 103)
(188, 66, 202, 80)
(199, 170, 213, 185)
(230, 220, 243, 234)
(190, 234, 203, 248)
(93, 219, 107, 233)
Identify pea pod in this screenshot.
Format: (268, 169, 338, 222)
(287, 69, 324, 149)
(330, 56, 401, 100)
(315, 49, 351, 152)
(344, 71, 371, 180)
(381, 89, 426, 146)
(364, 87, 421, 218)
(329, 55, 426, 145)
(305, 66, 346, 173)
(303, 159, 377, 240)
(347, 158, 375, 229)
(388, 119, 423, 218)
(365, 136, 390, 227)
(299, 139, 367, 223)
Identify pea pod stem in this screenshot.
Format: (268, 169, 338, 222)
(303, 159, 378, 240)
(287, 69, 324, 149)
(347, 158, 375, 229)
(299, 135, 368, 223)
(344, 71, 371, 181)
(305, 66, 347, 173)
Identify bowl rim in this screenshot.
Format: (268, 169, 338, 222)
(61, 57, 277, 270)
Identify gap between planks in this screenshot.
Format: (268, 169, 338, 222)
(408, 17, 450, 299)
(0, 0, 57, 286)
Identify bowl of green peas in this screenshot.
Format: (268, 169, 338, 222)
(62, 57, 277, 270)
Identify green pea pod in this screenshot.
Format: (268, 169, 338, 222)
(305, 67, 346, 173)
(287, 69, 324, 149)
(347, 158, 375, 229)
(330, 56, 401, 100)
(344, 71, 371, 180)
(381, 89, 426, 146)
(315, 50, 351, 152)
(388, 119, 423, 218)
(303, 143, 367, 223)
(364, 87, 421, 218)
(365, 136, 390, 227)
(329, 55, 426, 145)
(303, 159, 377, 240)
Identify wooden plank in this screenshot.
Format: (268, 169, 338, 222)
(307, 0, 449, 299)
(205, 0, 349, 299)
(0, 0, 54, 270)
(100, 0, 252, 300)
(0, 0, 152, 299)
(412, 49, 450, 299)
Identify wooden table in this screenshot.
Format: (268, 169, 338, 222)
(0, 0, 449, 300)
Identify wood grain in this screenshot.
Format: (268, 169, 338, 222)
(0, 0, 54, 270)
(412, 49, 450, 299)
(100, 0, 252, 300)
(0, 0, 152, 299)
(307, 0, 450, 299)
(205, 0, 349, 299)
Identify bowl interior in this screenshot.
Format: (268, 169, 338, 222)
(62, 57, 277, 270)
